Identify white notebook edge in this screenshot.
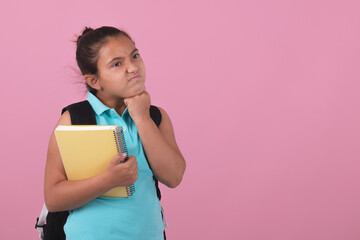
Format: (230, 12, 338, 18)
(55, 125, 119, 131)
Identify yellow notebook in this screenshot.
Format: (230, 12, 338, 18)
(54, 125, 134, 197)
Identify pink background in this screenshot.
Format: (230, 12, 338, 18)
(1, 0, 360, 239)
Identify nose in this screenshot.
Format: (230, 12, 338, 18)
(126, 60, 138, 73)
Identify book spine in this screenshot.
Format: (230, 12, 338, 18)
(119, 127, 128, 156)
(113, 129, 122, 154)
(119, 127, 135, 197)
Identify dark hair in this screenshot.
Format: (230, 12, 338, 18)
(76, 26, 134, 94)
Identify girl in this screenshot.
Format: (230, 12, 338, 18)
(44, 26, 186, 240)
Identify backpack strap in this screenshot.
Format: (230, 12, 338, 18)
(148, 105, 162, 200)
(150, 105, 162, 127)
(62, 100, 96, 125)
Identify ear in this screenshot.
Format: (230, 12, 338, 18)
(84, 74, 101, 91)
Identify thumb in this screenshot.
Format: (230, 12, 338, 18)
(111, 153, 127, 165)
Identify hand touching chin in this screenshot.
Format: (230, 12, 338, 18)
(124, 90, 151, 123)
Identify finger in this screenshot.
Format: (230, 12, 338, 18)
(119, 153, 128, 163)
(126, 156, 138, 168)
(109, 155, 121, 167)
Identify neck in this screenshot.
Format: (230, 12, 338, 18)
(95, 92, 127, 116)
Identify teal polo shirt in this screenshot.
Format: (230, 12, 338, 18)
(64, 91, 164, 240)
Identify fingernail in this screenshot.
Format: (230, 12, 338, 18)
(122, 153, 127, 158)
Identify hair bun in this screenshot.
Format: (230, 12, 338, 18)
(82, 27, 94, 35)
(76, 27, 94, 45)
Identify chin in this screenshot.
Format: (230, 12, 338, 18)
(134, 84, 145, 95)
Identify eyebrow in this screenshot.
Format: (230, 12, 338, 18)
(107, 48, 139, 66)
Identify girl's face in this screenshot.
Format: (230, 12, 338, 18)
(95, 35, 146, 99)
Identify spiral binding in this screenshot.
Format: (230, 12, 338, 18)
(119, 127, 128, 156)
(127, 185, 136, 196)
(119, 127, 135, 197)
(113, 131, 121, 154)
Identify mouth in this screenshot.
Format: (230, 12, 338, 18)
(129, 75, 140, 81)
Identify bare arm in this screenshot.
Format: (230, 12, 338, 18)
(44, 111, 138, 212)
(122, 90, 186, 188)
(135, 107, 186, 188)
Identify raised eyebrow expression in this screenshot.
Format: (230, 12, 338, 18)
(107, 48, 139, 66)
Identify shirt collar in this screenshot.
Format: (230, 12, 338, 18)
(86, 91, 111, 116)
(86, 91, 129, 117)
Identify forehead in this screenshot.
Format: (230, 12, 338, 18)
(98, 36, 136, 62)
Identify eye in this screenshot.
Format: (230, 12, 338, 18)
(133, 53, 140, 59)
(112, 62, 121, 67)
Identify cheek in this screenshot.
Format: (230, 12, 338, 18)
(138, 60, 146, 72)
(113, 73, 128, 86)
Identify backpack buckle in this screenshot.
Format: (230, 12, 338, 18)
(35, 217, 44, 229)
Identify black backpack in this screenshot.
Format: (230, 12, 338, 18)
(35, 100, 165, 240)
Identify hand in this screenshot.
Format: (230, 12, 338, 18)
(124, 90, 151, 123)
(106, 154, 138, 187)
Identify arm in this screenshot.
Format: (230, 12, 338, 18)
(124, 91, 186, 188)
(135, 107, 186, 188)
(44, 111, 139, 212)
